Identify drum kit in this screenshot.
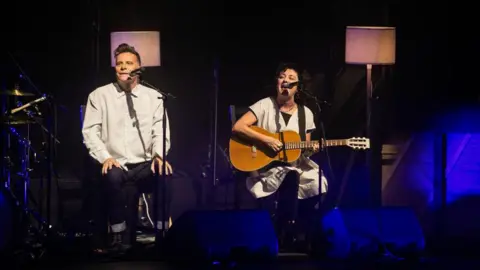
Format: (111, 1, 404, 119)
(0, 83, 58, 257)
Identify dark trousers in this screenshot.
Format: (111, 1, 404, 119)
(257, 171, 319, 236)
(103, 161, 173, 234)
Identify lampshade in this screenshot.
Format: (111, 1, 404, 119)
(110, 31, 161, 67)
(345, 26, 396, 65)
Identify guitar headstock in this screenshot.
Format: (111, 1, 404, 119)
(346, 137, 370, 149)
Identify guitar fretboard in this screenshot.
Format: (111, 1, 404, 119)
(285, 139, 348, 150)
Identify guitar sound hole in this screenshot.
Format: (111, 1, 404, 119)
(263, 147, 277, 158)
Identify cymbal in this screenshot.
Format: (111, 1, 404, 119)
(1, 115, 41, 125)
(0, 89, 35, 96)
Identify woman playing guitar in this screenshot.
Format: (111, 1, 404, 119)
(231, 63, 328, 252)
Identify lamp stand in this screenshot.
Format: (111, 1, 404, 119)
(365, 64, 379, 207)
(365, 64, 402, 261)
(366, 64, 372, 138)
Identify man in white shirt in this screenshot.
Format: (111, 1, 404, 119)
(82, 43, 173, 252)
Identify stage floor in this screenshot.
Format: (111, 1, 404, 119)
(23, 255, 480, 270)
(6, 230, 480, 270)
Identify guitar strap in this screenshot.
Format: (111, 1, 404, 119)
(298, 105, 306, 142)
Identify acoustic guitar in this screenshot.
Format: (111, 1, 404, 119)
(229, 126, 370, 172)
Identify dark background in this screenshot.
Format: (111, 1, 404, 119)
(5, 0, 479, 254)
(5, 0, 452, 176)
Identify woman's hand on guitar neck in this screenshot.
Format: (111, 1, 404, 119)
(312, 141, 321, 153)
(304, 141, 321, 157)
(263, 136, 283, 152)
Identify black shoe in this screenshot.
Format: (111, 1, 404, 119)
(278, 221, 297, 252)
(107, 232, 132, 256)
(292, 232, 310, 253)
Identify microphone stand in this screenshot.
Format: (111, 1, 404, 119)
(297, 89, 333, 208)
(41, 95, 60, 240)
(138, 78, 176, 247)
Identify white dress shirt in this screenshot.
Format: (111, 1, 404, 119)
(82, 83, 170, 169)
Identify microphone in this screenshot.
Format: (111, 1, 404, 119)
(281, 81, 299, 89)
(129, 67, 145, 77)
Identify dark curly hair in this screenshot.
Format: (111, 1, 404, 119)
(275, 62, 304, 91)
(275, 63, 303, 90)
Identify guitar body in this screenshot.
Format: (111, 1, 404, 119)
(229, 126, 370, 172)
(229, 126, 302, 172)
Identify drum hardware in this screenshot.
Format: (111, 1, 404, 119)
(1, 78, 59, 261)
(9, 96, 46, 115)
(0, 114, 39, 125)
(6, 126, 39, 206)
(1, 147, 48, 258)
(1, 102, 51, 258)
(2, 53, 70, 263)
(0, 88, 35, 97)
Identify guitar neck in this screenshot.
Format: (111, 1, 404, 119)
(285, 139, 348, 150)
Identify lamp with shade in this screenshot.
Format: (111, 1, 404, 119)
(345, 26, 396, 137)
(345, 26, 402, 260)
(345, 26, 396, 205)
(345, 26, 395, 134)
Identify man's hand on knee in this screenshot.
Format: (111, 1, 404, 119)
(151, 157, 173, 175)
(102, 158, 121, 175)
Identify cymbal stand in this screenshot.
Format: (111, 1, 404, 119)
(2, 103, 51, 261)
(6, 126, 44, 210)
(3, 129, 13, 189)
(14, 101, 32, 208)
(2, 125, 48, 259)
(7, 51, 63, 234)
(1, 95, 12, 190)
